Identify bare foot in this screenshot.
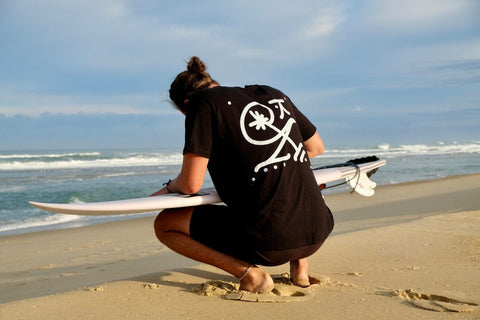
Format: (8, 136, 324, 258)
(290, 258, 310, 287)
(239, 266, 274, 293)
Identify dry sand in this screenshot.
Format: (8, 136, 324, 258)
(1, 174, 479, 319)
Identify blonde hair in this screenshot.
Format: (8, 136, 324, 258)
(169, 56, 218, 112)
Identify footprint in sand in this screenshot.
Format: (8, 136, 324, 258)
(83, 285, 105, 292)
(194, 273, 327, 303)
(386, 289, 478, 313)
(143, 283, 162, 290)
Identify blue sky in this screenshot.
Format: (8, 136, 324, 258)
(1, 0, 479, 150)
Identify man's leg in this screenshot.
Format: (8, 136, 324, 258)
(153, 207, 274, 293)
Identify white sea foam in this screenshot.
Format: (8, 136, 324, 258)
(100, 172, 136, 178)
(0, 213, 83, 233)
(323, 142, 480, 158)
(1, 143, 478, 171)
(0, 153, 183, 171)
(0, 152, 100, 159)
(0, 185, 27, 193)
(397, 143, 480, 155)
(378, 144, 390, 150)
(68, 196, 85, 204)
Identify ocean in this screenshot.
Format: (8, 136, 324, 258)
(1, 141, 479, 236)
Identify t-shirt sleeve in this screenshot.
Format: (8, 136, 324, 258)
(288, 97, 317, 141)
(182, 95, 213, 158)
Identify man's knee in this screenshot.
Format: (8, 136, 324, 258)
(153, 207, 194, 242)
(153, 213, 167, 242)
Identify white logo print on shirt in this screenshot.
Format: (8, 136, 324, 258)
(239, 98, 308, 178)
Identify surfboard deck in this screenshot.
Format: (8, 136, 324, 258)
(29, 157, 386, 215)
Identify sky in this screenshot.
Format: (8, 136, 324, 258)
(1, 0, 479, 150)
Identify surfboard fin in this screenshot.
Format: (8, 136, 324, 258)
(346, 172, 377, 197)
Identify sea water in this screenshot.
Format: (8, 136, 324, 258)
(1, 141, 479, 236)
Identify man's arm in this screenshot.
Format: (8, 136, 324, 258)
(304, 131, 325, 159)
(150, 153, 208, 196)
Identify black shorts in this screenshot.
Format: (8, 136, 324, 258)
(189, 205, 322, 266)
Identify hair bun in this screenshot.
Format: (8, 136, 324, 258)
(187, 56, 207, 73)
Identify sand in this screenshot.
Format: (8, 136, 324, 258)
(1, 174, 479, 319)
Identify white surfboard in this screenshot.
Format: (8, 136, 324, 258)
(29, 157, 386, 216)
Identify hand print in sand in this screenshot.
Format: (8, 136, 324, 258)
(240, 98, 308, 175)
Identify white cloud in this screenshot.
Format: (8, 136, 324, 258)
(0, 85, 172, 116)
(378, 38, 480, 88)
(352, 106, 364, 112)
(1, 0, 350, 76)
(105, 3, 130, 18)
(410, 38, 480, 62)
(301, 7, 346, 39)
(2, 0, 478, 125)
(365, 0, 479, 32)
(0, 105, 141, 117)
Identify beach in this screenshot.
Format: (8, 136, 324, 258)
(1, 174, 479, 319)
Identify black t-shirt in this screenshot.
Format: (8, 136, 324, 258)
(183, 85, 333, 251)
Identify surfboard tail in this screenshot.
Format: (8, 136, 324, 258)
(345, 172, 377, 196)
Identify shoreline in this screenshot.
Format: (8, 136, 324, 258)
(1, 173, 479, 319)
(2, 172, 479, 238)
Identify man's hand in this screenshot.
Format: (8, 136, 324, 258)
(150, 186, 170, 197)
